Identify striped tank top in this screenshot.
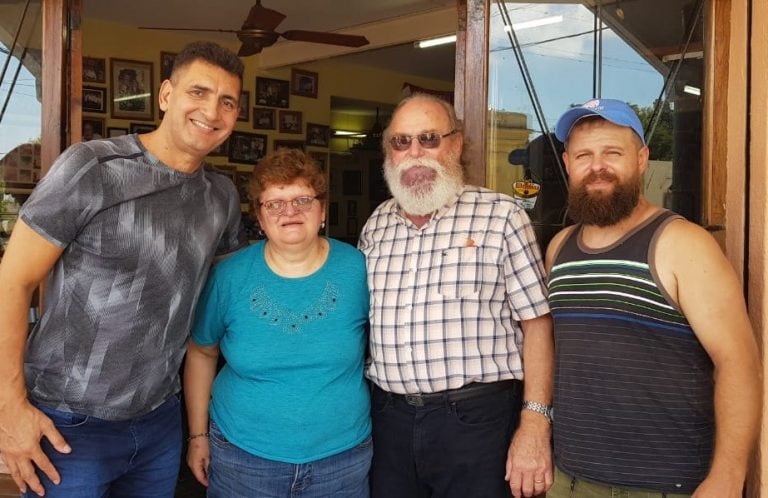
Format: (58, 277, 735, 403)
(549, 210, 714, 494)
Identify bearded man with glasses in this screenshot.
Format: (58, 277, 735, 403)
(359, 93, 554, 498)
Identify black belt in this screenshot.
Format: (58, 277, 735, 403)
(379, 380, 522, 407)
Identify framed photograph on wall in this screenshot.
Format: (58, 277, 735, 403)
(255, 77, 289, 108)
(208, 139, 229, 157)
(291, 68, 318, 98)
(253, 107, 276, 130)
(159, 51, 177, 81)
(278, 110, 303, 134)
(82, 117, 105, 141)
(306, 123, 330, 147)
(83, 86, 106, 113)
(107, 127, 128, 138)
(308, 151, 328, 170)
(110, 58, 154, 121)
(273, 139, 305, 152)
(238, 91, 250, 122)
(235, 170, 252, 204)
(129, 122, 157, 134)
(206, 163, 238, 185)
(229, 131, 267, 165)
(83, 57, 106, 83)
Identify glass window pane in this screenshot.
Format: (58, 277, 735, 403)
(488, 0, 705, 248)
(0, 0, 42, 256)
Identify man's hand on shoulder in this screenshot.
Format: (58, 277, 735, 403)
(505, 410, 553, 497)
(0, 399, 70, 496)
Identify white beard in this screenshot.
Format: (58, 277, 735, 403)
(383, 156, 463, 216)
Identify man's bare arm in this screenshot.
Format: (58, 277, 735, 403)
(0, 219, 70, 496)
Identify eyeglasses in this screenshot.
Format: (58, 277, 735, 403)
(388, 130, 457, 151)
(259, 195, 318, 215)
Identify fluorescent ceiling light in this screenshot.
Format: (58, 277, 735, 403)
(333, 130, 367, 138)
(113, 93, 151, 103)
(683, 85, 701, 96)
(415, 34, 456, 49)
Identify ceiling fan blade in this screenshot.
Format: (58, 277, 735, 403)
(280, 30, 369, 48)
(138, 27, 239, 34)
(241, 1, 286, 32)
(238, 41, 264, 57)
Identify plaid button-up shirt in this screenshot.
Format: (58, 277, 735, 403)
(359, 186, 549, 394)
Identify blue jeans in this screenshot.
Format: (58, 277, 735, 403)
(25, 395, 182, 498)
(370, 382, 522, 498)
(207, 420, 372, 498)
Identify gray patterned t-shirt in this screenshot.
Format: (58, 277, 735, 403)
(20, 134, 245, 420)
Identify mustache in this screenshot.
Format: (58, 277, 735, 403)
(583, 170, 618, 183)
(388, 156, 445, 174)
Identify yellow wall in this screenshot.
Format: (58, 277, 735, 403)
(81, 18, 452, 159)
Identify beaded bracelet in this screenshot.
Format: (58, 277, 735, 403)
(186, 432, 209, 442)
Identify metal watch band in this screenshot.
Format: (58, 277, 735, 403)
(522, 400, 553, 423)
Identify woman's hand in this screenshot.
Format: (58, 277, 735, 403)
(186, 437, 211, 487)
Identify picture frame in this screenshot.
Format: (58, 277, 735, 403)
(255, 77, 290, 108)
(107, 127, 128, 138)
(252, 107, 276, 130)
(208, 138, 229, 157)
(238, 91, 250, 122)
(129, 122, 157, 134)
(110, 58, 154, 121)
(235, 171, 253, 204)
(159, 51, 177, 81)
(342, 170, 363, 195)
(273, 139, 305, 152)
(347, 200, 357, 216)
(83, 57, 106, 83)
(278, 110, 303, 134)
(306, 123, 330, 147)
(291, 68, 318, 99)
(207, 163, 238, 185)
(82, 117, 105, 141)
(228, 131, 268, 165)
(82, 86, 106, 113)
(308, 151, 328, 171)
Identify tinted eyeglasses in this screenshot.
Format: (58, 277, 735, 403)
(259, 195, 318, 216)
(388, 130, 457, 151)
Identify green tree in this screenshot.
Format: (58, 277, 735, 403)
(632, 102, 674, 161)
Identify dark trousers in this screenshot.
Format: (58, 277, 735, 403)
(370, 382, 523, 498)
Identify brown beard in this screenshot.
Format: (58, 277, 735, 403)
(567, 171, 640, 226)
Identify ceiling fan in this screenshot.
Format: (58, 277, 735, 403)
(139, 1, 370, 57)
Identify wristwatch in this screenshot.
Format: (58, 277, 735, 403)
(522, 400, 553, 423)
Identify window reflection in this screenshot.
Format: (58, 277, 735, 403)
(0, 0, 42, 256)
(488, 0, 705, 248)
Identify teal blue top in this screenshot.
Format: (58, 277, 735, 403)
(191, 238, 371, 464)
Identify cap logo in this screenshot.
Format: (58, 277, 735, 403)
(582, 99, 602, 110)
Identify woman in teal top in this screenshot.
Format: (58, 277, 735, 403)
(184, 149, 371, 498)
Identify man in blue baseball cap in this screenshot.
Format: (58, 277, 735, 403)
(544, 98, 760, 497)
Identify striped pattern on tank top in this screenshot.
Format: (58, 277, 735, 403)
(549, 210, 714, 494)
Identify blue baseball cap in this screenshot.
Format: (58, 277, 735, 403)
(554, 98, 646, 145)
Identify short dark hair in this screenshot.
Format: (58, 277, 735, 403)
(248, 148, 327, 217)
(171, 41, 244, 83)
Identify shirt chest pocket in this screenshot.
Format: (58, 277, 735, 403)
(437, 246, 482, 299)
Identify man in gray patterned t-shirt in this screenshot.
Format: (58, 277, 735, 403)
(0, 41, 246, 497)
